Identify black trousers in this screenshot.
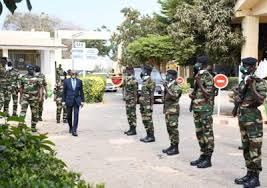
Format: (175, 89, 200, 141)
(66, 104, 80, 133)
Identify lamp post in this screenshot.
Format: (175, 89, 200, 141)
(71, 32, 84, 70)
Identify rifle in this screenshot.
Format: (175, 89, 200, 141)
(232, 76, 253, 117)
(189, 79, 198, 112)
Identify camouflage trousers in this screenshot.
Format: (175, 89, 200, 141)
(4, 87, 19, 115)
(165, 113, 179, 145)
(0, 89, 4, 111)
(37, 99, 44, 120)
(238, 108, 263, 172)
(140, 104, 154, 134)
(56, 101, 67, 122)
(193, 111, 214, 156)
(20, 97, 39, 128)
(126, 100, 137, 128)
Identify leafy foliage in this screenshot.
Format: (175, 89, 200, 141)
(126, 35, 175, 66)
(0, 114, 104, 188)
(0, 0, 32, 15)
(81, 76, 106, 103)
(169, 0, 244, 65)
(112, 7, 166, 66)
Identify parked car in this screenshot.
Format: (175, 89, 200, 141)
(122, 67, 164, 102)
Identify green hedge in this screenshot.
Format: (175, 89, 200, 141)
(225, 77, 238, 91)
(0, 114, 104, 188)
(187, 78, 194, 88)
(81, 76, 106, 103)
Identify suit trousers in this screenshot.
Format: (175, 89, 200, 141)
(66, 104, 80, 133)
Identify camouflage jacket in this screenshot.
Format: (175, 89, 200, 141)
(0, 64, 7, 90)
(163, 82, 182, 115)
(139, 77, 155, 106)
(6, 68, 19, 89)
(36, 73, 48, 88)
(56, 67, 65, 82)
(125, 76, 138, 101)
(53, 81, 64, 101)
(239, 76, 267, 110)
(192, 70, 214, 112)
(20, 74, 41, 98)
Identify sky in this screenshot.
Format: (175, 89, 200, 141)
(0, 0, 161, 31)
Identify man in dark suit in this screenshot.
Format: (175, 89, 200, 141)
(62, 70, 85, 136)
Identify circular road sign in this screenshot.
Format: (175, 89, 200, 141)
(176, 76, 185, 84)
(214, 74, 228, 89)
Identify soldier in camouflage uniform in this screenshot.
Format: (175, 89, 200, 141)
(139, 64, 156, 143)
(162, 70, 182, 156)
(56, 64, 65, 82)
(189, 56, 215, 169)
(54, 71, 67, 123)
(124, 67, 138, 136)
(4, 61, 20, 116)
(35, 66, 48, 121)
(233, 57, 267, 188)
(20, 65, 42, 132)
(0, 57, 7, 112)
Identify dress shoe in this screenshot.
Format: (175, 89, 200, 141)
(72, 132, 78, 137)
(69, 127, 73, 134)
(238, 146, 243, 150)
(166, 145, 179, 156)
(190, 155, 205, 166)
(140, 135, 155, 143)
(235, 171, 252, 185)
(197, 156, 212, 168)
(126, 127, 136, 136)
(162, 145, 172, 153)
(243, 172, 260, 188)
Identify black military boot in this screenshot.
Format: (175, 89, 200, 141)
(243, 172, 260, 188)
(190, 155, 205, 166)
(140, 132, 155, 143)
(162, 145, 172, 154)
(57, 119, 60, 124)
(124, 127, 131, 134)
(234, 171, 252, 185)
(166, 144, 179, 156)
(127, 126, 136, 136)
(197, 155, 212, 168)
(63, 119, 67, 123)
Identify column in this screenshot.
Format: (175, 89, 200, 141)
(2, 49, 8, 58)
(241, 16, 260, 59)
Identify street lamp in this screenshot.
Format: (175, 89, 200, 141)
(72, 32, 85, 70)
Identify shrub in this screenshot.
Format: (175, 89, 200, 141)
(265, 103, 267, 116)
(225, 77, 239, 91)
(180, 82, 191, 93)
(81, 76, 106, 103)
(0, 113, 105, 188)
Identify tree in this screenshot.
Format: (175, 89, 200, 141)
(3, 12, 81, 33)
(0, 0, 32, 15)
(126, 35, 175, 66)
(169, 0, 244, 65)
(113, 7, 165, 66)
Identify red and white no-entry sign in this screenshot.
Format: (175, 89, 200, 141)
(214, 74, 228, 89)
(176, 76, 185, 84)
(213, 74, 228, 117)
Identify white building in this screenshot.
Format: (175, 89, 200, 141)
(0, 29, 114, 87)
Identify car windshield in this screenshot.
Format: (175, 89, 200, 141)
(134, 68, 162, 83)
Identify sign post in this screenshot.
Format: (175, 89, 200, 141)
(214, 74, 229, 117)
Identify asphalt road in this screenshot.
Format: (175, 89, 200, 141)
(36, 90, 267, 188)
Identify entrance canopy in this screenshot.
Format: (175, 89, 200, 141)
(235, 0, 267, 17)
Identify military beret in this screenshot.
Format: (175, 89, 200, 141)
(197, 55, 209, 64)
(242, 57, 257, 66)
(143, 64, 153, 72)
(167, 69, 177, 76)
(126, 67, 134, 71)
(1, 57, 7, 61)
